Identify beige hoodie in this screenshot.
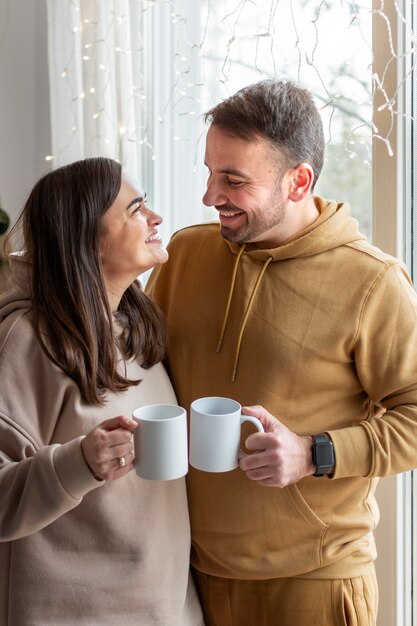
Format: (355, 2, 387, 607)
(0, 254, 203, 626)
(147, 196, 417, 580)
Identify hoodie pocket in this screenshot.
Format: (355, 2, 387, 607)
(283, 483, 329, 571)
(189, 471, 330, 578)
(287, 483, 328, 532)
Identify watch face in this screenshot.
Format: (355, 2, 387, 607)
(315, 441, 334, 466)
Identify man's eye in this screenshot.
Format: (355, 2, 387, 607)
(227, 179, 244, 187)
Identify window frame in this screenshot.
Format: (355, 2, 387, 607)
(372, 0, 414, 624)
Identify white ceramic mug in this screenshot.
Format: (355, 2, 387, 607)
(189, 397, 264, 473)
(132, 404, 188, 480)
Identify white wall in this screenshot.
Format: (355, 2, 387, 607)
(0, 0, 50, 229)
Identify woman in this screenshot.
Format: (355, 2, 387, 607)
(0, 158, 203, 626)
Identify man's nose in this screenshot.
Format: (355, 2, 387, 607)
(202, 177, 227, 207)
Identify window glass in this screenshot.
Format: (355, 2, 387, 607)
(195, 0, 373, 239)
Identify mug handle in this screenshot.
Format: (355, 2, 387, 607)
(238, 414, 264, 459)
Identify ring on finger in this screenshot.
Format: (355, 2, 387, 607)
(118, 456, 126, 469)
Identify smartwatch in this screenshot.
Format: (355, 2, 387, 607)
(312, 433, 334, 477)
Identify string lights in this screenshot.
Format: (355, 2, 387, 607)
(45, 0, 417, 237)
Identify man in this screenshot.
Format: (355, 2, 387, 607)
(147, 79, 417, 625)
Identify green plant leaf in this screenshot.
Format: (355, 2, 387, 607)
(0, 207, 10, 235)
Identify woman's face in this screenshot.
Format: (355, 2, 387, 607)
(100, 178, 168, 291)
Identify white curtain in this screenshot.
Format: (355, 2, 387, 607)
(46, 0, 142, 172)
(45, 0, 209, 241)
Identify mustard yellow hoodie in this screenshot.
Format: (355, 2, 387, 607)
(147, 196, 417, 580)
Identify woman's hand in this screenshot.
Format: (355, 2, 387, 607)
(81, 415, 137, 481)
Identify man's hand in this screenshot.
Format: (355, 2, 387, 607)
(238, 405, 316, 487)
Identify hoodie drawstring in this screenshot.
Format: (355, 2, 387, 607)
(216, 244, 247, 352)
(231, 256, 273, 381)
(216, 247, 274, 381)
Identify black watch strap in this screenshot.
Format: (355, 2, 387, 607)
(312, 433, 334, 477)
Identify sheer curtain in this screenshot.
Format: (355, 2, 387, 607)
(46, 0, 141, 170)
(46, 0, 208, 242)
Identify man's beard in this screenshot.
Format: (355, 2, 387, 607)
(218, 187, 286, 245)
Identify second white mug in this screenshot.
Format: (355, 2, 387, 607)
(189, 396, 264, 473)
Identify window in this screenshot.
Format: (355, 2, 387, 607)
(199, 0, 373, 238)
(140, 0, 374, 240)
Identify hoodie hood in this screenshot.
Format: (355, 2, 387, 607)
(0, 253, 127, 342)
(224, 196, 366, 261)
(0, 253, 32, 321)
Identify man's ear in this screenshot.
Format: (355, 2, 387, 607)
(288, 163, 314, 201)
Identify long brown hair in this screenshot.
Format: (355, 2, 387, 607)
(15, 157, 167, 404)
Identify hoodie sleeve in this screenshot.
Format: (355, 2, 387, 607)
(0, 312, 102, 542)
(329, 261, 417, 478)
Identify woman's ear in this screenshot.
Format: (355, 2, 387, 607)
(288, 163, 314, 202)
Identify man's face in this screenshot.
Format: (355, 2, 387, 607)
(202, 125, 291, 248)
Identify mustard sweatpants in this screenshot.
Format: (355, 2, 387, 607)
(192, 563, 378, 626)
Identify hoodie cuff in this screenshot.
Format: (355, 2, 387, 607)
(327, 425, 373, 479)
(52, 436, 105, 499)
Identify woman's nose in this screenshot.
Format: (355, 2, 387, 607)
(144, 206, 163, 225)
